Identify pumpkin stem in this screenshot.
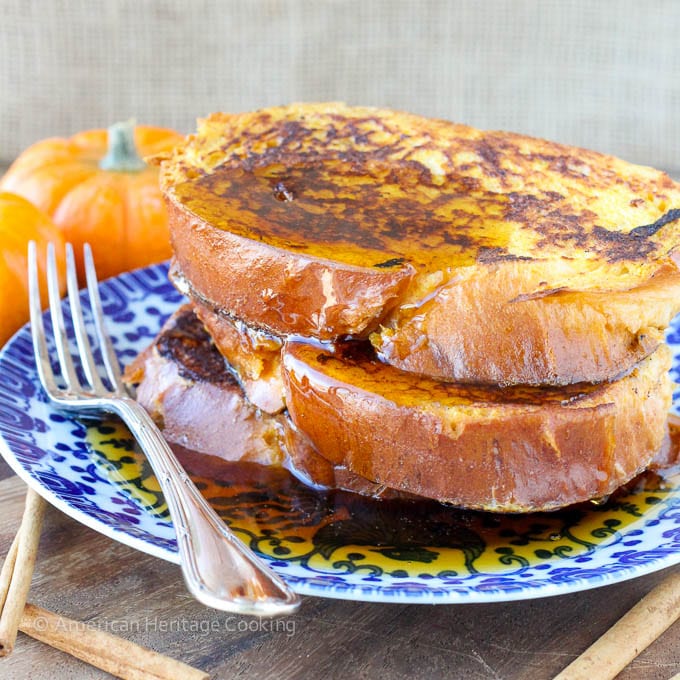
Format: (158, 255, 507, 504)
(99, 120, 146, 172)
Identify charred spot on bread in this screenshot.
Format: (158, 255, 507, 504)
(374, 258, 405, 268)
(156, 306, 236, 386)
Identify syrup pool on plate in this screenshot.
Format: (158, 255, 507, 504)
(85, 419, 680, 581)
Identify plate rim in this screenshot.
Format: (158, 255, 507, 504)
(2, 439, 679, 604)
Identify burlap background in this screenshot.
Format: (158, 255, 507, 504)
(1, 0, 679, 171)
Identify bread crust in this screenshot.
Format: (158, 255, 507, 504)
(178, 254, 680, 391)
(373, 262, 680, 385)
(161, 103, 680, 384)
(282, 341, 673, 512)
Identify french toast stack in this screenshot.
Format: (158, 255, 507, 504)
(126, 103, 680, 512)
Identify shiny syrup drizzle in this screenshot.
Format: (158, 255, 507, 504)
(172, 163, 518, 272)
(85, 421, 680, 578)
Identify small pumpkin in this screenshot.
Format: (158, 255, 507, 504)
(0, 192, 66, 347)
(0, 121, 183, 282)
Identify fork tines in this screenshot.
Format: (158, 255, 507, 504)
(28, 242, 125, 403)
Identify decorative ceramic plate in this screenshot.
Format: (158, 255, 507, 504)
(0, 262, 679, 604)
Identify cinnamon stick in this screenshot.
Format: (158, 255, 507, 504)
(0, 488, 208, 677)
(0, 532, 19, 614)
(19, 603, 209, 680)
(553, 569, 680, 679)
(0, 488, 46, 655)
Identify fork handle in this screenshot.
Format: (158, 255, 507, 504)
(111, 398, 300, 616)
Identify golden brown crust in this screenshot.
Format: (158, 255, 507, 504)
(373, 262, 680, 385)
(163, 103, 680, 276)
(282, 341, 673, 512)
(161, 103, 680, 383)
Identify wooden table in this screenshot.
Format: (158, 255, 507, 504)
(0, 461, 678, 679)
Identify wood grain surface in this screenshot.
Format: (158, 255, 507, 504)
(0, 460, 677, 680)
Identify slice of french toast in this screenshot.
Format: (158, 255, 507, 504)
(160, 102, 680, 385)
(124, 305, 404, 498)
(281, 340, 673, 512)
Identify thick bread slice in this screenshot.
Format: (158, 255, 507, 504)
(124, 306, 403, 498)
(160, 103, 680, 384)
(282, 341, 673, 512)
(373, 262, 680, 385)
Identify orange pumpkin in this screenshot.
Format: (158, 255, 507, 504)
(0, 192, 66, 347)
(0, 121, 182, 282)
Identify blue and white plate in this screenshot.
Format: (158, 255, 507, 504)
(0, 262, 679, 604)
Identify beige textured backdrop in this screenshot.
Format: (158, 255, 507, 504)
(2, 0, 679, 171)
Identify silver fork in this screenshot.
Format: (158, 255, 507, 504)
(28, 241, 300, 616)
